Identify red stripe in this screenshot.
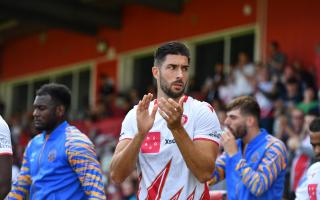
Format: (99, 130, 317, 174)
(193, 138, 219, 146)
(183, 95, 188, 102)
(0, 152, 13, 156)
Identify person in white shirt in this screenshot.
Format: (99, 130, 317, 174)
(296, 117, 320, 199)
(0, 115, 12, 199)
(110, 41, 221, 199)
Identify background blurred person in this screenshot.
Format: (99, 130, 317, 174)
(8, 83, 105, 200)
(209, 96, 288, 200)
(295, 117, 320, 199)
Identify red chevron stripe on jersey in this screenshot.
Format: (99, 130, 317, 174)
(170, 187, 184, 200)
(146, 159, 172, 200)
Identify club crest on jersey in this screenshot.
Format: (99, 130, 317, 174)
(48, 149, 57, 162)
(181, 114, 188, 125)
(251, 152, 260, 163)
(141, 132, 160, 153)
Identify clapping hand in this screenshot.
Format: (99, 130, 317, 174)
(158, 96, 184, 130)
(137, 93, 158, 136)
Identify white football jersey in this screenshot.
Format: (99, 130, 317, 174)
(296, 162, 320, 200)
(120, 96, 221, 199)
(0, 115, 12, 155)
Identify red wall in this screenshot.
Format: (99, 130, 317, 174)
(267, 0, 320, 69)
(0, 0, 256, 81)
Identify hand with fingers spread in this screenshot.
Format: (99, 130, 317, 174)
(221, 128, 238, 157)
(158, 96, 184, 130)
(136, 93, 158, 136)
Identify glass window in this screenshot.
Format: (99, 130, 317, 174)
(195, 40, 225, 90)
(56, 73, 73, 91)
(133, 55, 155, 97)
(77, 69, 91, 118)
(230, 33, 255, 65)
(12, 83, 28, 115)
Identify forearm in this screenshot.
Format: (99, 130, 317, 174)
(7, 174, 31, 199)
(7, 160, 31, 199)
(0, 156, 12, 199)
(208, 167, 225, 186)
(110, 134, 145, 184)
(0, 183, 11, 200)
(171, 127, 216, 182)
(208, 155, 227, 186)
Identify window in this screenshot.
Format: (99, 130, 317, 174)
(6, 66, 92, 119)
(119, 26, 257, 97)
(132, 55, 155, 97)
(11, 83, 28, 115)
(195, 39, 224, 90)
(230, 33, 255, 65)
(77, 69, 91, 117)
(194, 31, 255, 90)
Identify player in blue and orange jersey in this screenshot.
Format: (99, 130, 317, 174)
(209, 96, 288, 200)
(8, 83, 105, 200)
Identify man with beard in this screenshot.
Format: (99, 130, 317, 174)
(8, 83, 105, 200)
(110, 41, 221, 199)
(208, 96, 288, 200)
(295, 117, 320, 199)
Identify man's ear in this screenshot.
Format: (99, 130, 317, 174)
(246, 116, 255, 127)
(152, 66, 159, 80)
(56, 105, 65, 118)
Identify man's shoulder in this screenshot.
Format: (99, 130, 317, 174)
(0, 115, 10, 135)
(65, 126, 93, 146)
(24, 134, 43, 151)
(265, 134, 287, 154)
(185, 96, 215, 112)
(308, 162, 320, 174)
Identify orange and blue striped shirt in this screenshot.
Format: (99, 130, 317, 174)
(8, 121, 106, 200)
(209, 129, 287, 200)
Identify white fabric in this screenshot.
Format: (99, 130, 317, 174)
(232, 64, 255, 97)
(296, 162, 320, 200)
(119, 96, 221, 199)
(0, 115, 12, 155)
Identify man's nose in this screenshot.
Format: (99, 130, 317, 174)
(224, 117, 230, 125)
(176, 68, 183, 78)
(33, 109, 39, 117)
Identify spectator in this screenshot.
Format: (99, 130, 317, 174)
(209, 96, 288, 199)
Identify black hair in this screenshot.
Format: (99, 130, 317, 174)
(309, 117, 320, 132)
(36, 83, 71, 112)
(154, 41, 190, 66)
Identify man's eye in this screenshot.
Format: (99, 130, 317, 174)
(182, 66, 188, 71)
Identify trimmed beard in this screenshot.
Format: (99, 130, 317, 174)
(159, 73, 186, 99)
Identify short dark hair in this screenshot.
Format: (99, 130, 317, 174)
(309, 117, 320, 132)
(154, 41, 190, 66)
(36, 83, 71, 111)
(226, 96, 261, 121)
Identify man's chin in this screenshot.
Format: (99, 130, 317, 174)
(34, 126, 44, 132)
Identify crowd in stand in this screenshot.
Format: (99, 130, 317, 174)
(4, 41, 320, 199)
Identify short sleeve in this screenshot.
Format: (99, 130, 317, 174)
(193, 103, 221, 145)
(0, 116, 12, 155)
(119, 108, 137, 141)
